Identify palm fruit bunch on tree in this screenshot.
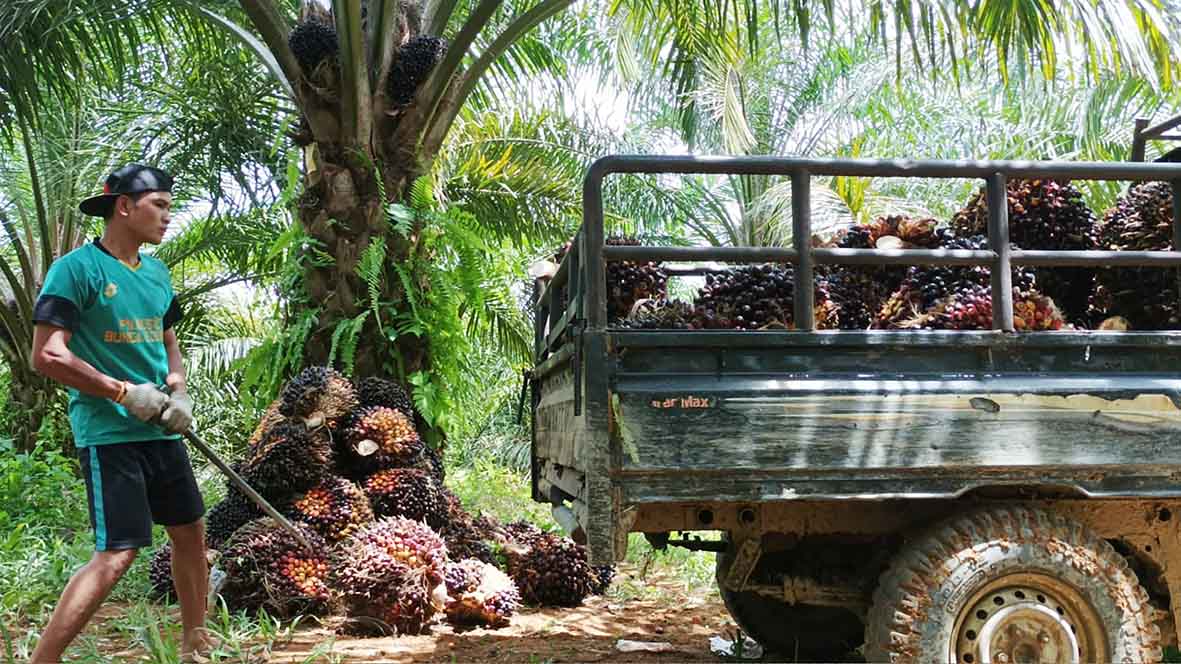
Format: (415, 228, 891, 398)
(443, 559, 521, 627)
(218, 519, 332, 619)
(205, 487, 263, 551)
(951, 178, 1097, 324)
(503, 529, 597, 607)
(279, 366, 359, 430)
(335, 517, 449, 635)
(363, 468, 447, 528)
(1090, 182, 1180, 329)
(239, 421, 333, 503)
(339, 405, 423, 476)
(287, 16, 338, 76)
(288, 476, 375, 544)
(820, 216, 948, 330)
(387, 36, 448, 106)
(603, 235, 670, 323)
(691, 264, 835, 330)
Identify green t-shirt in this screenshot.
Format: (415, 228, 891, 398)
(35, 242, 181, 447)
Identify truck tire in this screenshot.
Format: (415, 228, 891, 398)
(864, 505, 1161, 663)
(715, 547, 862, 659)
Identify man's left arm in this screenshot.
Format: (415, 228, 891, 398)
(160, 328, 193, 433)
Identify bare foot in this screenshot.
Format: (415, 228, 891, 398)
(181, 627, 217, 662)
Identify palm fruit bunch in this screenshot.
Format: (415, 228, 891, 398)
(335, 517, 448, 635)
(148, 543, 175, 600)
(691, 264, 834, 330)
(355, 376, 415, 420)
(875, 235, 996, 329)
(1090, 182, 1180, 329)
(247, 399, 285, 451)
(416, 444, 445, 484)
(288, 17, 338, 75)
(341, 405, 423, 475)
(239, 421, 333, 502)
(218, 519, 332, 619)
(279, 366, 359, 429)
(363, 468, 447, 528)
(387, 36, 448, 105)
(504, 531, 596, 607)
(604, 235, 669, 322)
(289, 476, 374, 544)
(438, 514, 496, 565)
(951, 178, 1097, 323)
(590, 565, 615, 595)
(205, 488, 263, 551)
(820, 216, 948, 330)
(899, 283, 1066, 331)
(443, 559, 521, 628)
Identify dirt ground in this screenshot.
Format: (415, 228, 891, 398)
(265, 564, 733, 663)
(73, 562, 738, 663)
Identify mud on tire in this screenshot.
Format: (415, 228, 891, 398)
(864, 506, 1161, 663)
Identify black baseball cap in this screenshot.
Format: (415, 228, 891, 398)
(79, 164, 174, 217)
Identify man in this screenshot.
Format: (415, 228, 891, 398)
(29, 164, 210, 662)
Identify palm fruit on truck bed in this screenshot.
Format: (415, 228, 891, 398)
(218, 519, 332, 619)
(604, 235, 669, 323)
(819, 216, 948, 330)
(341, 405, 423, 475)
(279, 366, 358, 429)
(1090, 182, 1180, 329)
(363, 468, 447, 528)
(443, 559, 521, 627)
(951, 178, 1097, 324)
(205, 487, 264, 551)
(504, 531, 596, 607)
(692, 264, 836, 330)
(289, 476, 374, 544)
(335, 517, 448, 635)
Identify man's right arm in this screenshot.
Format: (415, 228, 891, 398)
(31, 324, 123, 401)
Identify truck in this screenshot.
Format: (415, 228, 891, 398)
(529, 155, 1181, 662)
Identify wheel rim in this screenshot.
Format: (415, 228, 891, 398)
(952, 574, 1106, 664)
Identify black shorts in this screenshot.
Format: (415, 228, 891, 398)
(77, 439, 206, 551)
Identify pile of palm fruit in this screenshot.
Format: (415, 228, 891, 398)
(148, 367, 613, 632)
(614, 179, 1178, 331)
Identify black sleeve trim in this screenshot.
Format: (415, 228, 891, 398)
(163, 297, 184, 331)
(33, 295, 80, 331)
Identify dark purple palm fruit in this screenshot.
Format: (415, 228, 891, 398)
(362, 468, 447, 528)
(693, 264, 834, 330)
(288, 17, 338, 75)
(504, 531, 596, 607)
(604, 235, 669, 323)
(387, 36, 448, 105)
(951, 178, 1097, 324)
(238, 421, 333, 504)
(1090, 182, 1179, 329)
(205, 488, 263, 551)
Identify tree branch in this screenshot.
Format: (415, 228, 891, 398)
(425, 0, 461, 35)
(334, 0, 373, 146)
(236, 0, 301, 94)
(421, 0, 574, 157)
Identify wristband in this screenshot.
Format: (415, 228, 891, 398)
(113, 381, 127, 404)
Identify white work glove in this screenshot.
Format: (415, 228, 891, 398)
(121, 383, 169, 422)
(159, 392, 194, 434)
